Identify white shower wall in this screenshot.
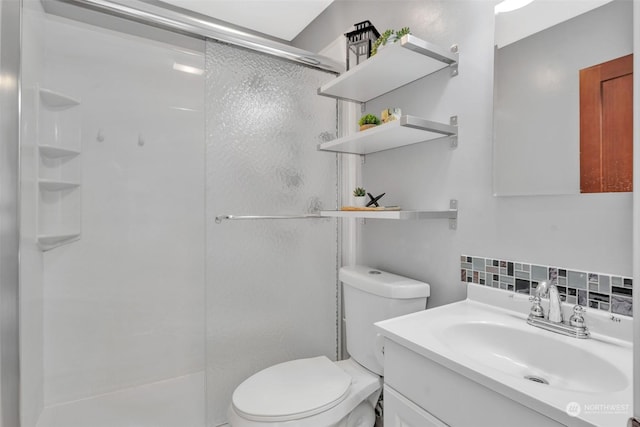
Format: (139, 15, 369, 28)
(36, 14, 206, 407)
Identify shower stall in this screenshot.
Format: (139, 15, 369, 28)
(2, 1, 345, 425)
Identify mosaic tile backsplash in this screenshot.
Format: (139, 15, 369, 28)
(461, 255, 633, 317)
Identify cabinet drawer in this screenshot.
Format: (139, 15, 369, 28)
(384, 385, 448, 427)
(384, 340, 565, 427)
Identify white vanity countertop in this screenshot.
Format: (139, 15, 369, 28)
(375, 285, 633, 427)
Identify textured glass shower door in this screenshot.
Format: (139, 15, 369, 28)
(205, 41, 339, 425)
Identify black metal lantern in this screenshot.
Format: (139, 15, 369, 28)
(344, 20, 380, 70)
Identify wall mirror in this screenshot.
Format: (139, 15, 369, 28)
(492, 0, 633, 196)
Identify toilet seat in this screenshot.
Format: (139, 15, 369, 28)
(232, 356, 352, 422)
(228, 359, 382, 427)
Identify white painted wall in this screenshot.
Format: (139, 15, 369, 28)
(36, 14, 206, 406)
(294, 1, 632, 309)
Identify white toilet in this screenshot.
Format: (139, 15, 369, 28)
(227, 265, 430, 427)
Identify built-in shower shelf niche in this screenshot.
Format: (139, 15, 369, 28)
(37, 232, 81, 251)
(38, 145, 81, 159)
(317, 34, 458, 104)
(38, 179, 80, 191)
(39, 88, 81, 109)
(38, 88, 82, 153)
(36, 180, 82, 250)
(317, 115, 458, 154)
(36, 87, 82, 251)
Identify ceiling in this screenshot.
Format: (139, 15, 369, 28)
(159, 0, 335, 41)
(495, 0, 614, 48)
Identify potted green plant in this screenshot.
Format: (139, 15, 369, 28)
(371, 27, 411, 56)
(353, 187, 367, 207)
(359, 114, 381, 131)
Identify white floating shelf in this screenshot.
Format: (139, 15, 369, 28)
(321, 209, 456, 220)
(321, 200, 458, 229)
(39, 88, 81, 109)
(39, 145, 81, 159)
(318, 115, 457, 154)
(318, 34, 458, 103)
(38, 180, 80, 191)
(37, 233, 81, 251)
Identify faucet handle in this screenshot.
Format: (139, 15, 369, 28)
(569, 305, 587, 328)
(528, 295, 545, 318)
(573, 304, 586, 314)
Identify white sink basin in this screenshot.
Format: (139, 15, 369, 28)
(439, 321, 628, 393)
(375, 285, 633, 427)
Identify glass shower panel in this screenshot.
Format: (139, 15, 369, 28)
(20, 5, 206, 426)
(205, 40, 338, 425)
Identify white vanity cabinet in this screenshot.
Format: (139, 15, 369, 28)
(382, 340, 565, 427)
(384, 385, 447, 427)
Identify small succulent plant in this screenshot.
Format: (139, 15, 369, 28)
(359, 114, 381, 126)
(353, 187, 366, 197)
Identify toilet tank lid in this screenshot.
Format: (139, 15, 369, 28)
(339, 265, 430, 299)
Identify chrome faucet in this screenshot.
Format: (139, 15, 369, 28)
(530, 280, 562, 322)
(547, 283, 563, 323)
(527, 280, 589, 339)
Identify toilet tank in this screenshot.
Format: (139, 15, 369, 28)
(340, 265, 429, 376)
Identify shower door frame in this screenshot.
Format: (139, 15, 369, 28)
(0, 0, 22, 425)
(43, 0, 342, 74)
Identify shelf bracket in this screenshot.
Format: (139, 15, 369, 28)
(449, 115, 458, 149)
(360, 102, 366, 113)
(450, 44, 459, 77)
(360, 154, 366, 164)
(449, 199, 458, 230)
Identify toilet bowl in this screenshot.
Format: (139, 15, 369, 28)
(227, 357, 381, 427)
(227, 266, 430, 427)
